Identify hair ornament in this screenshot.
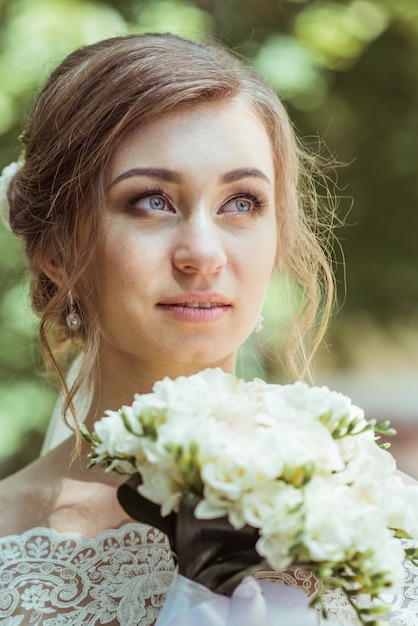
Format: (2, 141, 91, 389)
(0, 160, 22, 231)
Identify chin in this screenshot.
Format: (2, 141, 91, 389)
(169, 340, 236, 369)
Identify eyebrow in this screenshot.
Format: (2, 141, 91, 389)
(220, 168, 272, 186)
(108, 166, 272, 189)
(108, 168, 182, 189)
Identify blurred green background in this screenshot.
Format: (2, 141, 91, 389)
(1, 0, 418, 478)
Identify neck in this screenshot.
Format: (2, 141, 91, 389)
(84, 346, 236, 429)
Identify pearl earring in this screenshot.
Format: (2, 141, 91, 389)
(66, 292, 81, 331)
(254, 314, 264, 333)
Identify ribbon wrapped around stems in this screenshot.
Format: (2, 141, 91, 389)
(155, 573, 318, 626)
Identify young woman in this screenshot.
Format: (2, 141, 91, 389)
(0, 33, 416, 625)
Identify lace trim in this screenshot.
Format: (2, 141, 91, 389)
(1, 525, 417, 626)
(0, 523, 175, 626)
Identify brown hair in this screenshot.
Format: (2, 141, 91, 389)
(8, 33, 337, 425)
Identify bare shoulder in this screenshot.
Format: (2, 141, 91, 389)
(0, 439, 133, 540)
(0, 457, 51, 537)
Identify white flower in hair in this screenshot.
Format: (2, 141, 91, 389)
(0, 160, 21, 231)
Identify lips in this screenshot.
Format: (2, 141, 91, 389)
(158, 292, 231, 307)
(157, 293, 231, 323)
(175, 302, 226, 308)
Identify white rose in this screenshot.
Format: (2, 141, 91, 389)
(213, 392, 262, 435)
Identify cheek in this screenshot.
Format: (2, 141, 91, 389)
(252, 225, 278, 281)
(92, 235, 143, 305)
(234, 229, 277, 306)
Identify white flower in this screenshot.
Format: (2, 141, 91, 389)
(93, 410, 143, 467)
(366, 474, 418, 540)
(213, 391, 261, 435)
(268, 420, 344, 477)
(138, 460, 186, 516)
(299, 474, 405, 590)
(0, 161, 21, 231)
(336, 437, 397, 487)
(363, 535, 406, 591)
(136, 408, 237, 515)
(334, 427, 375, 464)
(196, 447, 261, 525)
(149, 368, 235, 421)
(263, 381, 366, 431)
(245, 480, 303, 527)
(301, 478, 362, 562)
(253, 482, 304, 570)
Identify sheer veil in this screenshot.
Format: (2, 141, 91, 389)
(40, 353, 92, 455)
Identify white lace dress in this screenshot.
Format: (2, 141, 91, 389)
(1, 522, 418, 626)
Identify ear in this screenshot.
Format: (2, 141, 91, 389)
(40, 257, 66, 288)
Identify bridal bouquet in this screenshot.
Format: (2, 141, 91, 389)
(82, 368, 418, 625)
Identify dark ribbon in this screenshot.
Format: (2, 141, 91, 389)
(118, 474, 264, 596)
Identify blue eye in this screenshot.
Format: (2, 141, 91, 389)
(148, 196, 166, 210)
(220, 188, 269, 215)
(221, 196, 258, 214)
(234, 199, 252, 212)
(125, 191, 172, 213)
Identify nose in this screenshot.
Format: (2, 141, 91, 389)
(173, 214, 227, 275)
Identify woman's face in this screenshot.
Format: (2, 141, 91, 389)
(91, 99, 277, 380)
